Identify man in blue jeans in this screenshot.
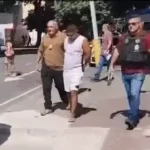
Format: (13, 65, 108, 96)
(92, 24, 113, 81)
(108, 14, 150, 130)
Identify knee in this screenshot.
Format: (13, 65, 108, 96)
(129, 92, 139, 100)
(55, 84, 61, 89)
(71, 90, 77, 97)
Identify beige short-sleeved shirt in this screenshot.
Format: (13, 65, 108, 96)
(39, 31, 66, 70)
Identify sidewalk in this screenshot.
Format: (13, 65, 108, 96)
(0, 69, 150, 150)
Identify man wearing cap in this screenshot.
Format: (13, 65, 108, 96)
(63, 23, 91, 122)
(108, 15, 150, 130)
(36, 20, 69, 116)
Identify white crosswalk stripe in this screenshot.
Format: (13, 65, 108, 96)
(0, 110, 110, 150)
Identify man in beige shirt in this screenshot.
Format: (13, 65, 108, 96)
(36, 20, 69, 116)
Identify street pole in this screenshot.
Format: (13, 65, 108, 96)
(90, 1, 101, 66)
(54, 0, 57, 8)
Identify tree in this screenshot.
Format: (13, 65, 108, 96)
(55, 1, 112, 39)
(0, 0, 55, 46)
(25, 1, 55, 46)
(0, 0, 16, 12)
(112, 1, 150, 17)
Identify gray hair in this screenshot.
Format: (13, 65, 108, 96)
(47, 20, 59, 29)
(102, 24, 110, 31)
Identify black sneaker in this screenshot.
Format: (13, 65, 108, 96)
(91, 77, 100, 82)
(125, 118, 138, 130)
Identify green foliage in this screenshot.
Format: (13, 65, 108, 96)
(55, 1, 111, 25)
(55, 1, 112, 39)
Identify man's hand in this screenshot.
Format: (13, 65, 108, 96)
(107, 65, 114, 86)
(36, 64, 41, 72)
(102, 50, 109, 56)
(107, 65, 114, 80)
(83, 63, 89, 71)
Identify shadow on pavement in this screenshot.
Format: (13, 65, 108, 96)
(76, 103, 97, 118)
(0, 123, 11, 146)
(53, 87, 95, 117)
(110, 109, 150, 120)
(141, 90, 150, 93)
(78, 88, 92, 94)
(53, 102, 68, 111)
(91, 76, 107, 82)
(53, 102, 97, 118)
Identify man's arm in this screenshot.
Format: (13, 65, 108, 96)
(109, 47, 119, 67)
(109, 34, 124, 68)
(145, 34, 150, 53)
(106, 32, 113, 51)
(82, 38, 91, 66)
(37, 38, 44, 65)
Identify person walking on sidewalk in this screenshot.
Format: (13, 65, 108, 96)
(36, 20, 69, 116)
(92, 24, 113, 81)
(108, 15, 150, 130)
(63, 23, 91, 122)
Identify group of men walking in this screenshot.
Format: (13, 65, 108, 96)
(36, 14, 150, 130)
(36, 20, 91, 122)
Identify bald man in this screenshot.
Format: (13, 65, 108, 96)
(36, 20, 69, 116)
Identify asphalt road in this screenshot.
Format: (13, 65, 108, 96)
(0, 54, 42, 106)
(0, 53, 121, 109)
(0, 54, 98, 109)
(0, 54, 150, 149)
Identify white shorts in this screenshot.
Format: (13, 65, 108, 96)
(63, 69, 83, 92)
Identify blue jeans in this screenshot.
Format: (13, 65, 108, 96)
(122, 73, 146, 121)
(95, 55, 111, 79)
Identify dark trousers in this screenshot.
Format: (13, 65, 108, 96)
(41, 62, 68, 109)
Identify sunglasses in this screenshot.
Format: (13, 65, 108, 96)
(128, 22, 139, 26)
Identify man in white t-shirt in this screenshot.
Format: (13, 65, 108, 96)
(64, 23, 91, 122)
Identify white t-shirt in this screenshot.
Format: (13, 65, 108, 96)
(64, 35, 86, 71)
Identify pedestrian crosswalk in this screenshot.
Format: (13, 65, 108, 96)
(0, 110, 110, 150)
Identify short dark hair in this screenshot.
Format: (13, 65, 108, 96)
(128, 14, 142, 21)
(66, 23, 78, 32)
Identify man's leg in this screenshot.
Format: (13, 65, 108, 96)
(129, 73, 145, 122)
(53, 70, 69, 105)
(69, 73, 83, 122)
(69, 90, 78, 122)
(122, 74, 132, 111)
(66, 92, 71, 110)
(41, 63, 53, 116)
(92, 55, 105, 81)
(63, 71, 71, 110)
(106, 57, 112, 72)
(4, 63, 8, 75)
(10, 59, 16, 74)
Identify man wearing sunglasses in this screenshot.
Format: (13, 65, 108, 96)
(36, 20, 69, 116)
(108, 15, 150, 130)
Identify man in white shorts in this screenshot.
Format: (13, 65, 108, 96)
(64, 23, 91, 122)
